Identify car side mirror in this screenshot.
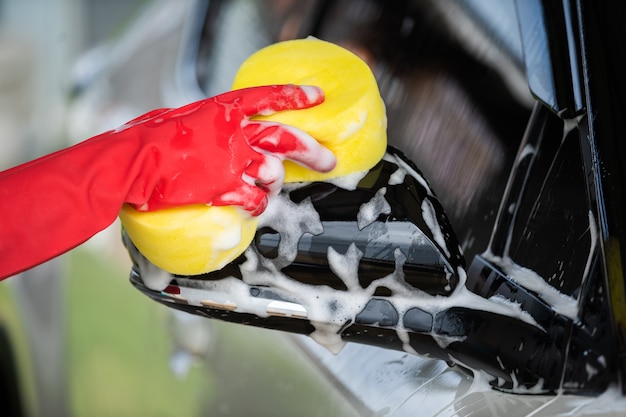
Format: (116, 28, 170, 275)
(124, 145, 466, 353)
(125, 145, 580, 392)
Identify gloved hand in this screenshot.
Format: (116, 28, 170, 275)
(123, 84, 336, 213)
(0, 84, 336, 280)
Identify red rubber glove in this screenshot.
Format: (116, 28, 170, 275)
(0, 85, 336, 280)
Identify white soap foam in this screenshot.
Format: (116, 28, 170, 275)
(338, 110, 368, 140)
(388, 167, 406, 185)
(257, 191, 323, 267)
(357, 187, 391, 230)
(580, 210, 598, 293)
(421, 198, 451, 258)
(326, 169, 368, 190)
(126, 237, 173, 291)
(482, 252, 579, 320)
(383, 152, 434, 197)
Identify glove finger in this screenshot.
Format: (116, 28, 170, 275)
(244, 121, 337, 173)
(216, 85, 324, 116)
(244, 153, 285, 197)
(212, 183, 268, 216)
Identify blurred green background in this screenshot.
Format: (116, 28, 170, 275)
(0, 241, 356, 416)
(66, 249, 213, 417)
(65, 247, 355, 417)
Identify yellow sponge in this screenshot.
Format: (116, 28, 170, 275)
(120, 38, 387, 276)
(232, 38, 387, 182)
(120, 204, 258, 276)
